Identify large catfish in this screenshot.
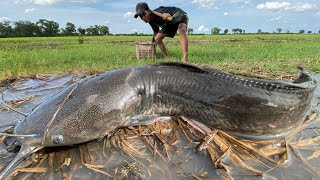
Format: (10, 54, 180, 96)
(0, 62, 317, 178)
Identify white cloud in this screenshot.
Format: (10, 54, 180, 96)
(15, 0, 98, 5)
(223, 12, 229, 16)
(192, 0, 251, 9)
(256, 2, 290, 11)
(123, 12, 134, 19)
(24, 8, 36, 13)
(227, 0, 250, 4)
(293, 3, 316, 12)
(192, 0, 216, 9)
(256, 1, 317, 12)
(0, 17, 10, 21)
(197, 25, 210, 32)
(268, 16, 282, 22)
(127, 20, 132, 23)
(14, 0, 32, 4)
(105, 20, 110, 24)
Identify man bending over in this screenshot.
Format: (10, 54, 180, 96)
(134, 2, 189, 63)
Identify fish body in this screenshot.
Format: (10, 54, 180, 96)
(128, 63, 317, 139)
(1, 62, 317, 178)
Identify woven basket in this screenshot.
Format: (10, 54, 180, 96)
(135, 41, 156, 59)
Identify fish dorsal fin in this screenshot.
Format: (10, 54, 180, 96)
(150, 62, 208, 74)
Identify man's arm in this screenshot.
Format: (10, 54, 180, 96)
(150, 23, 159, 42)
(151, 10, 173, 21)
(152, 8, 186, 24)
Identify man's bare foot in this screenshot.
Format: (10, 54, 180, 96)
(182, 55, 188, 64)
(182, 59, 188, 64)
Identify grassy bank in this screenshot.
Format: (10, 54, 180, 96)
(0, 34, 319, 81)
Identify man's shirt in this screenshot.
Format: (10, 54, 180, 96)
(149, 6, 186, 34)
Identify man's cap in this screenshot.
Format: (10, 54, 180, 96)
(134, 2, 150, 18)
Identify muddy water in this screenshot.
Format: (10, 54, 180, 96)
(0, 73, 319, 179)
(0, 75, 75, 127)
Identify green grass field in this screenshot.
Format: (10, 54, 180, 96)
(0, 34, 319, 82)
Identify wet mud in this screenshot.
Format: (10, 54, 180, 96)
(0, 73, 319, 179)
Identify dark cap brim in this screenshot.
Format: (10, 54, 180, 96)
(134, 10, 144, 18)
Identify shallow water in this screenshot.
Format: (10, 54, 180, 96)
(0, 73, 319, 179)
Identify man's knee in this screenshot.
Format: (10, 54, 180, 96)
(154, 37, 163, 44)
(154, 34, 165, 44)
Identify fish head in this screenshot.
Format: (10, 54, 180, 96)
(15, 67, 139, 147)
(2, 67, 139, 178)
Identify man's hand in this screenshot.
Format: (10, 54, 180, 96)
(151, 10, 173, 21)
(162, 13, 172, 21)
(152, 35, 155, 43)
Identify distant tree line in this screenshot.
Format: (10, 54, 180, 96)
(185, 27, 319, 35)
(1, 19, 319, 38)
(0, 19, 110, 38)
(186, 27, 318, 35)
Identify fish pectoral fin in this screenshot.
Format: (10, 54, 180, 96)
(179, 116, 213, 135)
(130, 115, 172, 126)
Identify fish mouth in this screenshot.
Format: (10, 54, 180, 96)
(0, 134, 44, 179)
(0, 144, 43, 179)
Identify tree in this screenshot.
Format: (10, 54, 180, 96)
(285, 28, 290, 33)
(298, 30, 305, 34)
(211, 27, 221, 35)
(0, 21, 13, 38)
(85, 25, 110, 36)
(223, 29, 228, 34)
(276, 28, 282, 33)
(0, 19, 111, 37)
(36, 19, 60, 36)
(257, 29, 262, 34)
(77, 27, 86, 36)
(61, 22, 76, 36)
(86, 26, 99, 36)
(187, 28, 193, 35)
(232, 28, 242, 34)
(99, 25, 109, 35)
(13, 21, 39, 37)
(307, 31, 312, 34)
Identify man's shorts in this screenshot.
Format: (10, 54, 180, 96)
(160, 11, 188, 38)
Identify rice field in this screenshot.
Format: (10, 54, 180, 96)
(0, 34, 319, 82)
(0, 34, 320, 179)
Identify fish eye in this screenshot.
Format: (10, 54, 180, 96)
(52, 134, 64, 144)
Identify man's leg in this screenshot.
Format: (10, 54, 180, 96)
(178, 23, 188, 63)
(154, 33, 169, 59)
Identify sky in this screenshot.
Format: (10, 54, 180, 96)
(0, 0, 319, 34)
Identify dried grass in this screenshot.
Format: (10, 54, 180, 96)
(0, 109, 319, 179)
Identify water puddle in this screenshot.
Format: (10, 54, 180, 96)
(0, 73, 319, 179)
